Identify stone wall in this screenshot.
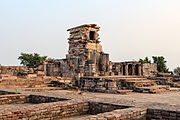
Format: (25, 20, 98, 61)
(0, 65, 46, 78)
(142, 63, 157, 77)
(0, 66, 28, 76)
(0, 101, 89, 120)
(84, 107, 147, 120)
(147, 108, 180, 119)
(0, 94, 68, 105)
(28, 95, 68, 104)
(0, 94, 28, 105)
(81, 77, 121, 92)
(89, 102, 130, 115)
(0, 76, 50, 88)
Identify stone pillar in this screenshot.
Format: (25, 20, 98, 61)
(89, 64, 92, 76)
(89, 64, 96, 76)
(132, 64, 135, 75)
(125, 64, 128, 76)
(43, 61, 47, 76)
(138, 65, 142, 76)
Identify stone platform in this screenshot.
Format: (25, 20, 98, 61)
(80, 75, 176, 94)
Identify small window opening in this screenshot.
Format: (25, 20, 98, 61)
(89, 31, 95, 40)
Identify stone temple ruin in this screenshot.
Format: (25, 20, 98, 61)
(43, 24, 156, 87)
(42, 24, 162, 93)
(45, 24, 157, 78)
(0, 24, 179, 120)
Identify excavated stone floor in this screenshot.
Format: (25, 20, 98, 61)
(0, 87, 179, 120)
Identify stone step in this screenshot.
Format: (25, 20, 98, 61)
(171, 82, 180, 88)
(0, 80, 51, 88)
(174, 78, 180, 82)
(116, 90, 133, 94)
(149, 89, 168, 94)
(136, 85, 169, 91)
(120, 78, 148, 82)
(0, 81, 51, 86)
(135, 85, 169, 93)
(123, 80, 157, 90)
(126, 80, 155, 83)
(82, 76, 145, 80)
(168, 87, 180, 91)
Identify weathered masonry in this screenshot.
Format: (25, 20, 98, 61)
(43, 24, 157, 81)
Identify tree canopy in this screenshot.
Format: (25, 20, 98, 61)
(152, 56, 169, 73)
(139, 57, 151, 63)
(18, 53, 47, 68)
(174, 67, 180, 75)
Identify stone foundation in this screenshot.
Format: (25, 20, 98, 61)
(147, 108, 180, 120)
(0, 94, 68, 105)
(80, 76, 167, 94)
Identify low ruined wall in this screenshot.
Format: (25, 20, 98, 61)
(89, 102, 130, 115)
(0, 102, 89, 120)
(0, 65, 46, 78)
(0, 76, 73, 89)
(0, 94, 28, 105)
(82, 107, 147, 120)
(0, 76, 51, 88)
(28, 95, 68, 104)
(24, 87, 63, 92)
(147, 108, 180, 120)
(0, 66, 28, 76)
(0, 94, 68, 105)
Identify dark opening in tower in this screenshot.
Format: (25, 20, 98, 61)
(89, 31, 95, 40)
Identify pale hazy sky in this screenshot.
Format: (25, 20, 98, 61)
(0, 0, 180, 70)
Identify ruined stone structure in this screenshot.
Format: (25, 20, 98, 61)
(0, 24, 179, 120)
(44, 24, 157, 80)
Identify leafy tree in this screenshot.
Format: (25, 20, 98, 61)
(152, 56, 169, 73)
(139, 57, 151, 63)
(174, 67, 180, 75)
(18, 53, 47, 68)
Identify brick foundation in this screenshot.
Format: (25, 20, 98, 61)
(147, 109, 180, 120)
(0, 94, 68, 105)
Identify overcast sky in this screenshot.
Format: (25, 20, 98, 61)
(0, 0, 180, 70)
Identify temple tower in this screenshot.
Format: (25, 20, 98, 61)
(67, 24, 102, 56)
(66, 24, 109, 77)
